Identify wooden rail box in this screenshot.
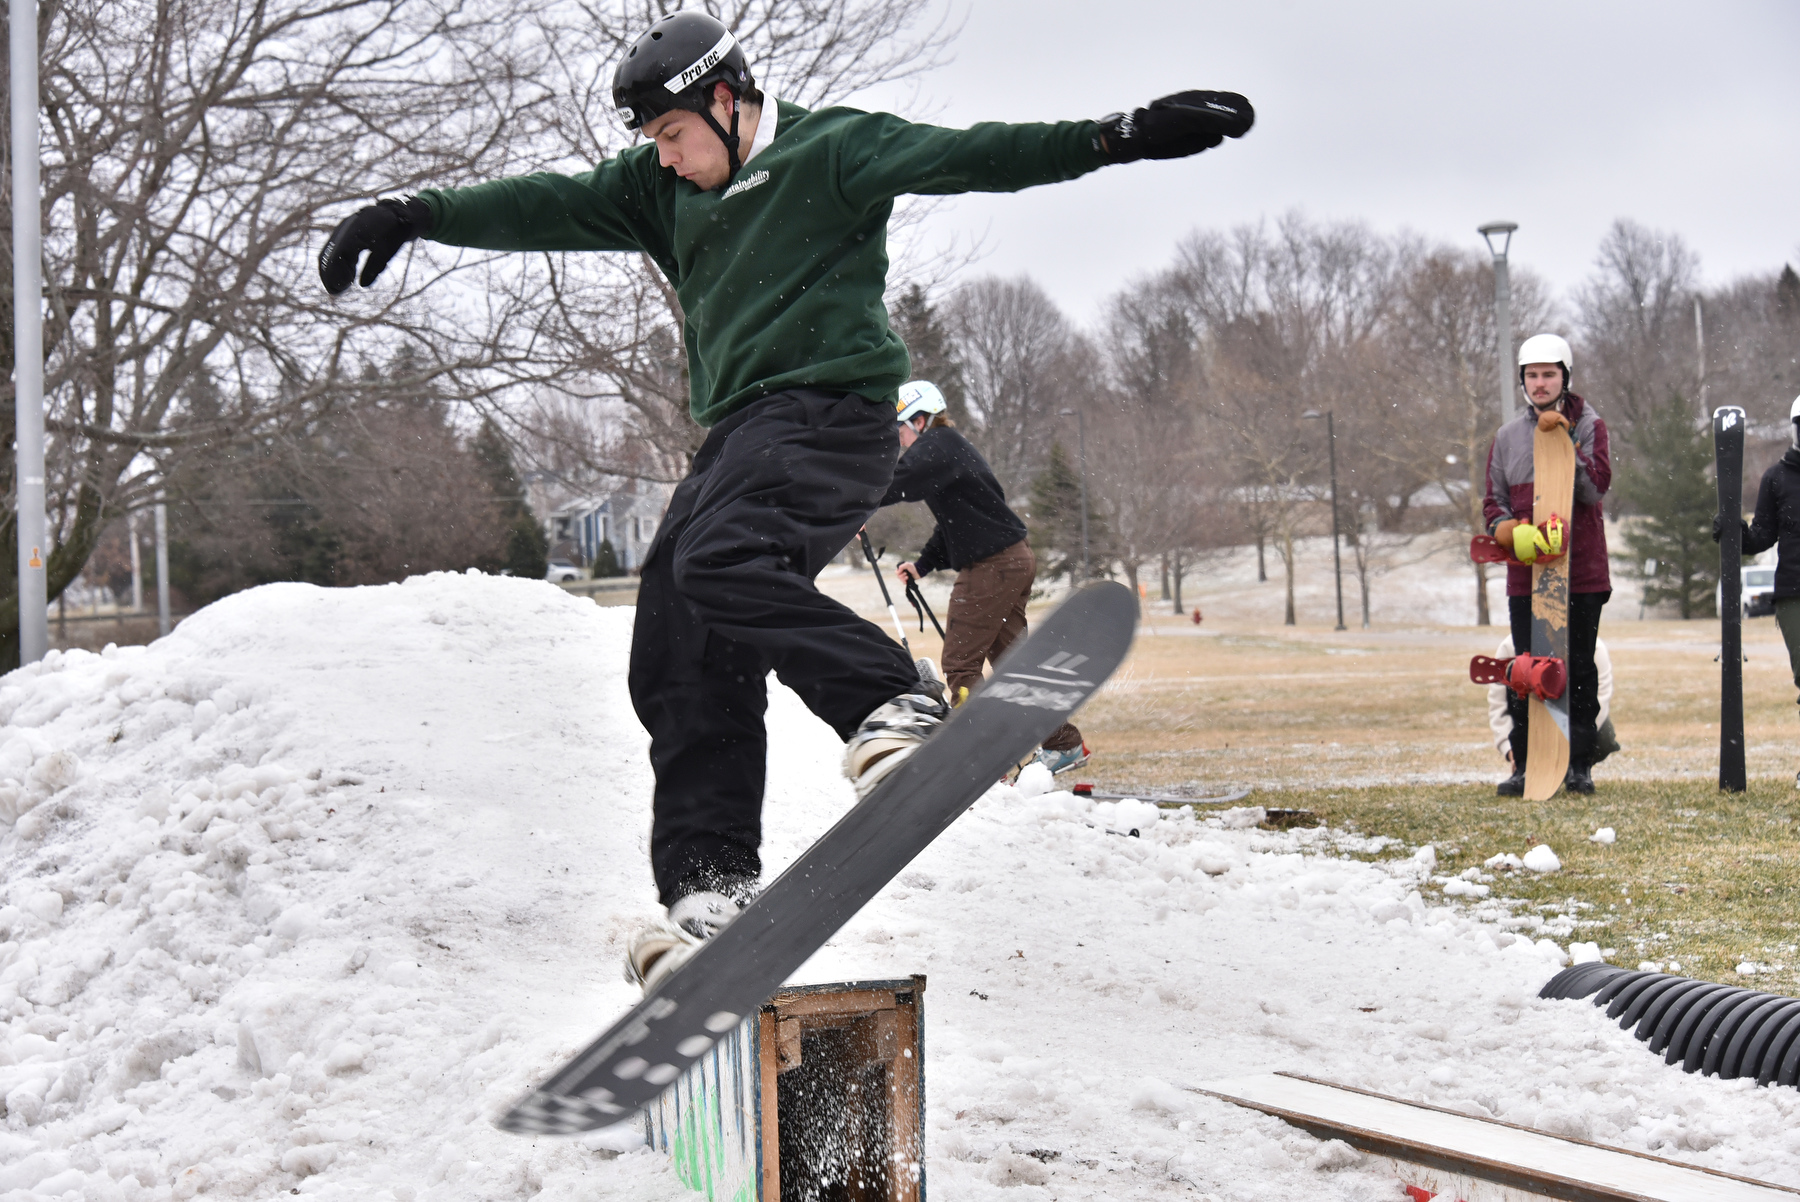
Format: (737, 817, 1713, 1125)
(645, 976, 926, 1202)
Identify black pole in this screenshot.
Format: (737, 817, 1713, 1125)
(1076, 409, 1091, 583)
(1327, 411, 1345, 632)
(1714, 406, 1747, 792)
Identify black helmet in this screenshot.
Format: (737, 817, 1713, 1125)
(613, 12, 753, 177)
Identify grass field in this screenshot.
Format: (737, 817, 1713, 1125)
(817, 562, 1800, 990)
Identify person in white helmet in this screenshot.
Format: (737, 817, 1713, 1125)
(878, 381, 1088, 773)
(1482, 333, 1613, 796)
(1717, 395, 1800, 787)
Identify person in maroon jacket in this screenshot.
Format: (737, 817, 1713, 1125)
(1482, 333, 1613, 796)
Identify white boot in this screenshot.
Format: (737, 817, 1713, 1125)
(624, 889, 747, 991)
(844, 686, 948, 799)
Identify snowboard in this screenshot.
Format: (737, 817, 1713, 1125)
(498, 581, 1140, 1135)
(1715, 406, 1747, 792)
(1524, 425, 1576, 801)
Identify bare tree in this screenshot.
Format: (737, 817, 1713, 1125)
(1574, 218, 1701, 431)
(944, 276, 1076, 496)
(1376, 245, 1552, 624)
(0, 0, 562, 666)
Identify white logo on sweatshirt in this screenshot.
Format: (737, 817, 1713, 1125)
(719, 169, 770, 200)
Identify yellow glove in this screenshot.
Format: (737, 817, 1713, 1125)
(1511, 521, 1551, 564)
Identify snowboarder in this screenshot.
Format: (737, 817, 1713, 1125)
(880, 381, 1088, 773)
(317, 9, 1252, 984)
(1716, 395, 1800, 787)
(1483, 333, 1612, 796)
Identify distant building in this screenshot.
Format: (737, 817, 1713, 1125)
(546, 485, 670, 573)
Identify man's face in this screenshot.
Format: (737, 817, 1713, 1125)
(897, 416, 923, 448)
(1522, 363, 1565, 408)
(643, 86, 735, 190)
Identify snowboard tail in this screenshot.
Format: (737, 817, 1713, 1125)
(498, 581, 1140, 1135)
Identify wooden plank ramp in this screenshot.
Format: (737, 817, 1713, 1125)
(1192, 1072, 1799, 1202)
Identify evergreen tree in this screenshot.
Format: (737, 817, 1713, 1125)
(1778, 264, 1800, 323)
(890, 283, 972, 428)
(591, 539, 624, 578)
(473, 419, 549, 579)
(1028, 442, 1109, 580)
(1617, 395, 1719, 618)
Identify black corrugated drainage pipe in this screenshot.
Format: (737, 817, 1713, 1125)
(1540, 962, 1800, 1086)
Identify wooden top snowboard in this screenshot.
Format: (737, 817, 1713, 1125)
(1526, 425, 1576, 801)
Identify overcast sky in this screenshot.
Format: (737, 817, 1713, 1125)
(841, 0, 1800, 327)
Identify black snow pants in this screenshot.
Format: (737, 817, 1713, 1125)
(628, 389, 917, 905)
(1507, 591, 1610, 774)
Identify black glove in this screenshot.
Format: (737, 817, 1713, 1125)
(318, 197, 434, 295)
(1097, 91, 1254, 164)
(1712, 514, 1749, 544)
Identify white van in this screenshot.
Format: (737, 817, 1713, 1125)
(1718, 565, 1777, 620)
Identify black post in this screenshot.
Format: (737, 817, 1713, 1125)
(1714, 406, 1747, 792)
(1326, 412, 1345, 632)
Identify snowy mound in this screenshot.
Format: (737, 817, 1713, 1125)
(3, 573, 1798, 1201)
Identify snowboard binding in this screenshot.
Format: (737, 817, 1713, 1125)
(1469, 653, 1567, 702)
(1469, 514, 1567, 568)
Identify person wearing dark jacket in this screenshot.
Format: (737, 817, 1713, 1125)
(1482, 333, 1613, 796)
(881, 381, 1087, 773)
(1718, 395, 1800, 786)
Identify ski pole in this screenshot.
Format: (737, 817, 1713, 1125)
(906, 578, 945, 639)
(858, 529, 912, 658)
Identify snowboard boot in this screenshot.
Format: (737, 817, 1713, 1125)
(1564, 764, 1595, 795)
(1496, 760, 1526, 797)
(625, 878, 755, 992)
(1034, 742, 1091, 775)
(844, 685, 950, 799)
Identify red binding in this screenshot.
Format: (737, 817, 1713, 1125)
(1469, 653, 1567, 701)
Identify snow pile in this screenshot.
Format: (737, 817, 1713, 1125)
(4, 573, 1800, 1201)
(1522, 844, 1563, 873)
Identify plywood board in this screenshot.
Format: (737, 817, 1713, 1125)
(1195, 1072, 1799, 1202)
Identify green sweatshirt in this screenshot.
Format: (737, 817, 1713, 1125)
(420, 101, 1108, 427)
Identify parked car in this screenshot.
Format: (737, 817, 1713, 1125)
(1717, 565, 1777, 620)
(545, 560, 583, 584)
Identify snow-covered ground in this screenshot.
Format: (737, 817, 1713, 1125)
(4, 574, 1800, 1201)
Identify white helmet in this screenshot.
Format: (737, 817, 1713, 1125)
(896, 379, 947, 424)
(1518, 333, 1573, 385)
(1789, 395, 1800, 422)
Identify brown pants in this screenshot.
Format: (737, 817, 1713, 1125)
(941, 540, 1083, 751)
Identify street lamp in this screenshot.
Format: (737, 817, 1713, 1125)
(12, 0, 47, 663)
(1478, 221, 1519, 425)
(1302, 410, 1346, 632)
(1057, 407, 1091, 583)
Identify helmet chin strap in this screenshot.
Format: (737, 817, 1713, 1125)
(698, 91, 742, 188)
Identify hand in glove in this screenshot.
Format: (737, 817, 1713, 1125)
(1712, 513, 1749, 544)
(1537, 408, 1571, 435)
(1511, 521, 1553, 564)
(1097, 91, 1254, 163)
(319, 197, 434, 295)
